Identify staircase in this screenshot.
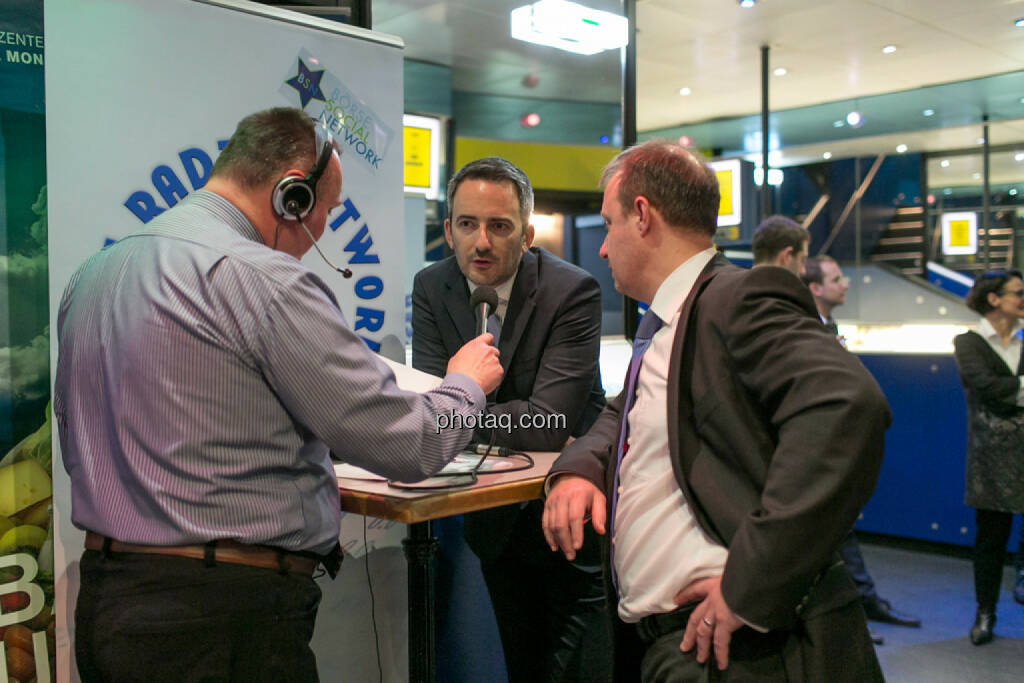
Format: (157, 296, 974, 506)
(869, 207, 925, 276)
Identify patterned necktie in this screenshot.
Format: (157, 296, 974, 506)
(487, 312, 502, 346)
(608, 309, 664, 587)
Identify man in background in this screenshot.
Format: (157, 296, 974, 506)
(412, 157, 610, 682)
(802, 256, 922, 632)
(543, 140, 889, 681)
(802, 255, 849, 339)
(751, 214, 809, 276)
(55, 107, 502, 682)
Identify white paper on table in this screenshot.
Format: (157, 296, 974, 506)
(334, 453, 522, 481)
(333, 463, 386, 481)
(378, 355, 443, 392)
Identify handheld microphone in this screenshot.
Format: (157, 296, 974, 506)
(470, 286, 499, 337)
(288, 201, 353, 278)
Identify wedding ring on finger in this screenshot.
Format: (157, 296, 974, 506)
(702, 617, 714, 628)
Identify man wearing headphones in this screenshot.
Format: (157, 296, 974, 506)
(55, 107, 502, 682)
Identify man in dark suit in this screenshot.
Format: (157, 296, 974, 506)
(542, 140, 890, 682)
(802, 257, 921, 633)
(412, 157, 610, 682)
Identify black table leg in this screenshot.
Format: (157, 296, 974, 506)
(402, 521, 438, 683)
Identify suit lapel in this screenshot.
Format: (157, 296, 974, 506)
(497, 249, 538, 375)
(442, 259, 476, 343)
(665, 253, 732, 546)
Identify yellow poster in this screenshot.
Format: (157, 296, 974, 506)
(948, 219, 969, 247)
(404, 126, 432, 189)
(716, 169, 733, 216)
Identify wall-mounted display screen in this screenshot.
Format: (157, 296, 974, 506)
(941, 211, 978, 256)
(403, 114, 441, 200)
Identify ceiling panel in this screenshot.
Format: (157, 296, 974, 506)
(368, 0, 1024, 159)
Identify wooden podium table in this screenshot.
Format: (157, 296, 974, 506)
(337, 451, 559, 683)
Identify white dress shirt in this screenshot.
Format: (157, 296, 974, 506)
(614, 247, 729, 622)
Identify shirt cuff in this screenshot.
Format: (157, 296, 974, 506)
(442, 371, 486, 410)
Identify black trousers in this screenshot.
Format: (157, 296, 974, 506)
(479, 504, 612, 683)
(75, 549, 322, 683)
(838, 529, 879, 602)
(974, 508, 1015, 610)
(636, 601, 882, 683)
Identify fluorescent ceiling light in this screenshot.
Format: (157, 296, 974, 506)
(882, 45, 897, 54)
(896, 144, 908, 153)
(679, 87, 691, 96)
(822, 152, 833, 160)
(773, 67, 787, 76)
(922, 109, 935, 117)
(940, 159, 950, 167)
(511, 1, 628, 56)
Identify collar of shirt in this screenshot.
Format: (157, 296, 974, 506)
(646, 247, 718, 324)
(188, 189, 265, 245)
(977, 316, 1023, 344)
(467, 273, 516, 322)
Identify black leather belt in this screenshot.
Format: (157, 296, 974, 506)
(85, 532, 319, 576)
(635, 602, 699, 644)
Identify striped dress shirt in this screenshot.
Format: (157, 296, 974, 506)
(54, 190, 483, 555)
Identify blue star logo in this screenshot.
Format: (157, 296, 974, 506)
(285, 58, 326, 109)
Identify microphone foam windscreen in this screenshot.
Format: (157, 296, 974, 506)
(470, 286, 499, 311)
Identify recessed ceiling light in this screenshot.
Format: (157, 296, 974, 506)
(1011, 188, 1019, 196)
(773, 67, 787, 76)
(882, 45, 897, 54)
(896, 144, 908, 153)
(833, 120, 845, 128)
(846, 111, 863, 127)
(1015, 17, 1024, 28)
(822, 152, 833, 160)
(1015, 152, 1024, 162)
(739, 0, 756, 8)
(678, 135, 693, 147)
(922, 109, 935, 117)
(943, 188, 953, 195)
(679, 87, 691, 96)
(940, 159, 950, 167)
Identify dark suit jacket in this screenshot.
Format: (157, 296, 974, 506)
(413, 246, 605, 559)
(549, 255, 891, 677)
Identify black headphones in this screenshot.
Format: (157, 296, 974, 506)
(270, 123, 334, 221)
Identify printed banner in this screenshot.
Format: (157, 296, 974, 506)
(0, 1, 55, 682)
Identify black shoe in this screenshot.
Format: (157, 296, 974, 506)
(862, 597, 922, 627)
(1014, 570, 1024, 606)
(970, 607, 996, 645)
(870, 630, 884, 645)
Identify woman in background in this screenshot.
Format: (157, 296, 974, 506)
(953, 268, 1024, 645)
